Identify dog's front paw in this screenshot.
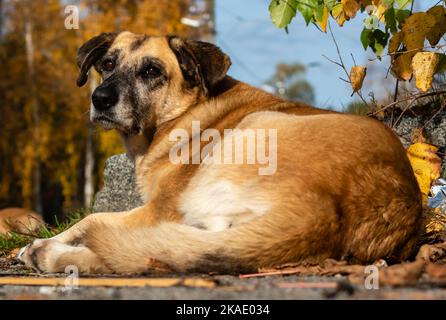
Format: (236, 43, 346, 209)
(17, 239, 66, 273)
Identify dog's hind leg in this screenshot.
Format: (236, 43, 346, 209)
(70, 201, 342, 274)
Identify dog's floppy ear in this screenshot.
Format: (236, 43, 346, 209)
(168, 37, 231, 95)
(76, 32, 117, 87)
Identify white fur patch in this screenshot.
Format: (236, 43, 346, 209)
(179, 177, 270, 232)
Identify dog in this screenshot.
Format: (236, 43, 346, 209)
(18, 31, 422, 274)
(0, 208, 43, 235)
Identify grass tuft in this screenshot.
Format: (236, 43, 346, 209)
(0, 210, 86, 257)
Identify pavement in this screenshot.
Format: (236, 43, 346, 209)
(2, 258, 446, 300)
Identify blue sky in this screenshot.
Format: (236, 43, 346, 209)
(215, 0, 431, 110)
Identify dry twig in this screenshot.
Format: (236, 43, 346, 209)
(323, 22, 371, 109)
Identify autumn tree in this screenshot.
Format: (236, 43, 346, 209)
(266, 62, 315, 104)
(0, 0, 194, 221)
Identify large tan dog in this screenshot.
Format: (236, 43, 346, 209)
(18, 31, 422, 274)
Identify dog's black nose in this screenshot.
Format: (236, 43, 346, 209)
(92, 85, 118, 111)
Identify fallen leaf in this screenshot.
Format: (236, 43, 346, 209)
(243, 258, 426, 287)
(425, 207, 446, 233)
(412, 52, 441, 92)
(416, 242, 446, 263)
(347, 260, 425, 287)
(6, 248, 19, 259)
(426, 263, 446, 280)
(376, 260, 425, 286)
(407, 142, 441, 204)
(349, 66, 367, 92)
(240, 259, 377, 279)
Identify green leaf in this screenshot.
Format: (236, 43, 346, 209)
(315, 3, 325, 21)
(396, 0, 412, 9)
(296, 0, 318, 25)
(323, 0, 336, 11)
(360, 28, 372, 50)
(269, 0, 298, 29)
(374, 42, 385, 57)
(369, 29, 390, 57)
(384, 7, 397, 33)
(382, 0, 395, 6)
(395, 9, 411, 26)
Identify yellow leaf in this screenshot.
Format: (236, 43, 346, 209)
(402, 12, 435, 51)
(342, 0, 360, 19)
(331, 3, 343, 18)
(391, 53, 414, 81)
(331, 3, 347, 26)
(337, 12, 347, 26)
(376, 4, 388, 22)
(412, 52, 441, 92)
(407, 142, 441, 205)
(426, 6, 446, 46)
(349, 66, 367, 92)
(317, 5, 329, 32)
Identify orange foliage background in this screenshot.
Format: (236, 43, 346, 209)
(0, 0, 194, 221)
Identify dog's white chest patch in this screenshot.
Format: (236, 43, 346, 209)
(179, 178, 270, 232)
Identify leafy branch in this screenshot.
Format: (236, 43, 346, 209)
(269, 0, 446, 95)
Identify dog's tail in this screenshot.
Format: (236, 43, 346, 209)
(84, 211, 326, 274)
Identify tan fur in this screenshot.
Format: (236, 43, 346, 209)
(18, 32, 422, 274)
(0, 208, 43, 234)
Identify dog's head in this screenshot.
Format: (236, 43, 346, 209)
(76, 31, 231, 135)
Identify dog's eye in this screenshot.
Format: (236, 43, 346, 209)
(101, 59, 115, 72)
(142, 65, 161, 78)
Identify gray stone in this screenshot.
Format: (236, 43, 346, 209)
(384, 112, 446, 177)
(92, 153, 143, 213)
